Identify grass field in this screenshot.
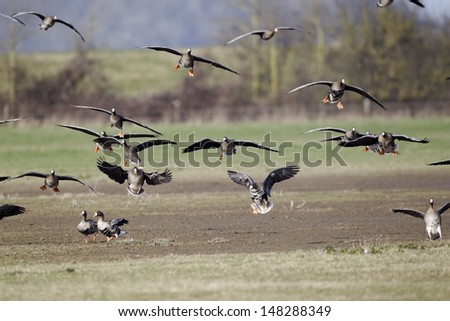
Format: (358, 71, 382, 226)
(1, 116, 450, 300)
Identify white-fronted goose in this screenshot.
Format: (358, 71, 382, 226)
(304, 127, 366, 143)
(182, 136, 278, 160)
(12, 12, 85, 41)
(97, 158, 172, 196)
(339, 131, 428, 155)
(77, 210, 98, 243)
(5, 170, 96, 193)
(141, 47, 239, 77)
(93, 211, 128, 242)
(94, 137, 176, 167)
(392, 198, 450, 240)
(0, 118, 22, 125)
(227, 165, 300, 215)
(0, 13, 25, 25)
(57, 124, 157, 152)
(0, 204, 26, 220)
(376, 0, 425, 8)
(227, 26, 310, 45)
(69, 105, 162, 137)
(289, 79, 386, 110)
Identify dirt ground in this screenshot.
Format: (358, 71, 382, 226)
(1, 171, 450, 264)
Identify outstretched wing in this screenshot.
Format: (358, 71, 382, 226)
(437, 202, 450, 215)
(393, 135, 429, 144)
(233, 141, 278, 153)
(391, 208, 424, 219)
(275, 26, 310, 34)
(411, 0, 425, 8)
(428, 159, 450, 166)
(96, 158, 128, 184)
(70, 104, 112, 115)
(54, 18, 86, 42)
(192, 55, 239, 75)
(141, 46, 182, 56)
(57, 124, 100, 137)
(120, 116, 162, 136)
(0, 118, 22, 124)
(263, 165, 300, 197)
(339, 135, 378, 147)
(144, 168, 173, 186)
(344, 84, 386, 110)
(94, 136, 122, 147)
(226, 30, 267, 44)
(110, 218, 129, 227)
(182, 138, 221, 153)
(58, 175, 96, 193)
(8, 172, 47, 180)
(135, 139, 176, 152)
(227, 170, 256, 190)
(288, 81, 333, 94)
(121, 133, 157, 139)
(0, 176, 9, 181)
(12, 11, 46, 20)
(0, 13, 25, 25)
(0, 204, 26, 220)
(304, 127, 347, 134)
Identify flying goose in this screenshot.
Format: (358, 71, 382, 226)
(57, 124, 157, 152)
(141, 47, 239, 77)
(5, 170, 96, 193)
(227, 165, 300, 215)
(227, 26, 310, 44)
(0, 204, 26, 220)
(0, 13, 25, 25)
(93, 211, 128, 242)
(69, 105, 162, 137)
(392, 198, 450, 240)
(94, 137, 176, 167)
(289, 79, 386, 110)
(376, 0, 425, 8)
(12, 12, 85, 41)
(182, 136, 278, 160)
(339, 131, 428, 155)
(77, 210, 98, 243)
(96, 158, 172, 196)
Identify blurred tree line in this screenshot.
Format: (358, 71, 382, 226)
(1, 0, 449, 122)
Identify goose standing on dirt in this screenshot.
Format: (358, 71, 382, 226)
(69, 105, 162, 137)
(12, 12, 85, 41)
(0, 204, 26, 220)
(77, 210, 98, 243)
(289, 79, 386, 110)
(141, 47, 239, 77)
(227, 165, 300, 215)
(182, 136, 278, 160)
(392, 198, 450, 240)
(57, 124, 157, 152)
(376, 0, 425, 8)
(5, 170, 96, 193)
(304, 127, 366, 143)
(227, 26, 310, 44)
(0, 13, 24, 25)
(96, 158, 172, 196)
(93, 211, 128, 242)
(94, 137, 176, 167)
(339, 131, 428, 155)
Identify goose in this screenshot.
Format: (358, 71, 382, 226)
(69, 105, 162, 137)
(57, 124, 157, 152)
(0, 13, 24, 25)
(227, 165, 300, 215)
(182, 136, 278, 160)
(77, 210, 98, 243)
(339, 131, 428, 155)
(5, 170, 96, 193)
(289, 79, 386, 110)
(12, 11, 85, 41)
(392, 198, 450, 240)
(376, 0, 425, 8)
(94, 137, 176, 167)
(0, 204, 26, 220)
(227, 26, 310, 44)
(96, 158, 172, 196)
(93, 211, 128, 242)
(141, 47, 239, 77)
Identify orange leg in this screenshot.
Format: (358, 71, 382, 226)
(322, 96, 329, 103)
(336, 99, 344, 110)
(40, 185, 47, 191)
(53, 187, 60, 192)
(391, 151, 398, 156)
(363, 147, 369, 152)
(118, 130, 124, 138)
(109, 123, 114, 128)
(94, 146, 100, 153)
(173, 64, 180, 71)
(188, 69, 194, 77)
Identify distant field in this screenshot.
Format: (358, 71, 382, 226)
(2, 116, 450, 300)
